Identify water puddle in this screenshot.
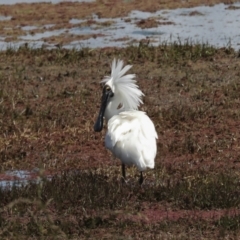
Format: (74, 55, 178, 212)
(0, 15, 12, 21)
(0, 3, 240, 50)
(21, 29, 66, 41)
(0, 169, 52, 189)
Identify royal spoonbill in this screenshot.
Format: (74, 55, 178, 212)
(94, 59, 158, 184)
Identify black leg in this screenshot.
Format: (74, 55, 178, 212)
(139, 171, 144, 185)
(121, 164, 126, 183)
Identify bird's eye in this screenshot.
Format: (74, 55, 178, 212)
(103, 85, 114, 97)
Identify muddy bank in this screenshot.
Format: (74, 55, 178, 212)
(0, 0, 240, 49)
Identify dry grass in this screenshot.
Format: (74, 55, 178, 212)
(0, 42, 240, 238)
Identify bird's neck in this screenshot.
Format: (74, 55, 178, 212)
(104, 94, 126, 122)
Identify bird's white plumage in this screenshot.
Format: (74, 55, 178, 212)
(101, 59, 144, 122)
(95, 59, 158, 181)
(105, 111, 157, 171)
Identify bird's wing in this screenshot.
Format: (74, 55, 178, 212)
(137, 112, 158, 168)
(106, 112, 136, 148)
(105, 111, 158, 170)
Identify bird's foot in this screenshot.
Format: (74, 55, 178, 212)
(121, 177, 128, 185)
(139, 172, 144, 185)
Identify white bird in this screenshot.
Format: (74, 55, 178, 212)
(94, 59, 158, 184)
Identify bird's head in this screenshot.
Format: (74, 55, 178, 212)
(94, 59, 144, 132)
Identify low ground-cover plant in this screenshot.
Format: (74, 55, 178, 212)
(0, 43, 239, 238)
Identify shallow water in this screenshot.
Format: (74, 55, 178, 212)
(0, 3, 240, 50)
(77, 3, 240, 50)
(0, 169, 51, 189)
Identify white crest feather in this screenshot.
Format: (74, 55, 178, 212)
(101, 59, 144, 110)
